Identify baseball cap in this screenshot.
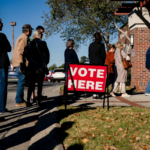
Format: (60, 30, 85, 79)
(22, 24, 34, 30)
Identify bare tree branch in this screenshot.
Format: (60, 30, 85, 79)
(111, 21, 130, 42)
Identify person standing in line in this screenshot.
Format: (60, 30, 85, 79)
(64, 39, 79, 74)
(25, 30, 50, 106)
(12, 24, 33, 107)
(0, 18, 11, 114)
(64, 39, 79, 97)
(145, 47, 150, 96)
(88, 32, 106, 100)
(105, 44, 115, 92)
(29, 26, 49, 103)
(110, 41, 131, 97)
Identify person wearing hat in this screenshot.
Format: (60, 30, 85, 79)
(0, 19, 11, 115)
(12, 24, 33, 107)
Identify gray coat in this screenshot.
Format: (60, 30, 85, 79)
(115, 48, 128, 83)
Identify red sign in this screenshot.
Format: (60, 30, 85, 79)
(67, 64, 107, 92)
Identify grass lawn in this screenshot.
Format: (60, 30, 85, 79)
(58, 106, 150, 150)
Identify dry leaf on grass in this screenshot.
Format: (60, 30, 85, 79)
(106, 136, 112, 140)
(104, 126, 111, 129)
(144, 121, 147, 124)
(101, 134, 104, 137)
(90, 128, 96, 130)
(115, 132, 119, 136)
(146, 135, 150, 139)
(82, 138, 89, 143)
(131, 135, 136, 139)
(118, 128, 123, 132)
(130, 139, 134, 143)
(74, 113, 80, 116)
(109, 146, 117, 150)
(92, 133, 95, 137)
(113, 110, 116, 113)
(122, 133, 127, 138)
(104, 145, 117, 150)
(136, 137, 140, 142)
(98, 114, 102, 117)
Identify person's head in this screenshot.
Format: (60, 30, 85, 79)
(66, 39, 75, 49)
(115, 41, 123, 50)
(94, 32, 102, 43)
(32, 30, 42, 40)
(36, 26, 44, 39)
(107, 44, 115, 52)
(22, 24, 34, 37)
(0, 18, 3, 31)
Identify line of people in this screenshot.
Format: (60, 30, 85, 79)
(0, 18, 50, 115)
(64, 32, 131, 100)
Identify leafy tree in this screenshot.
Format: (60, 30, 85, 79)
(43, 0, 130, 49)
(48, 64, 57, 70)
(80, 56, 88, 64)
(58, 63, 65, 68)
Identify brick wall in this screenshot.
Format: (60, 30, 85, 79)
(130, 28, 150, 92)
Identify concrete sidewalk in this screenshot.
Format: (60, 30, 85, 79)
(0, 83, 64, 150)
(64, 93, 150, 108)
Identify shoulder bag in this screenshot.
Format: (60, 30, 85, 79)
(120, 50, 132, 69)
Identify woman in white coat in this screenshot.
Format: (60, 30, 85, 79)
(110, 41, 131, 97)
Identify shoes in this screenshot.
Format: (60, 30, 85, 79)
(93, 95, 99, 101)
(110, 92, 116, 97)
(0, 108, 12, 114)
(0, 117, 5, 123)
(145, 93, 150, 96)
(35, 95, 47, 100)
(31, 98, 36, 103)
(121, 93, 131, 97)
(36, 101, 41, 106)
(15, 102, 26, 107)
(26, 102, 32, 107)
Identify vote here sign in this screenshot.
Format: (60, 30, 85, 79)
(67, 64, 107, 92)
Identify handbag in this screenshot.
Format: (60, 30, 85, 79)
(120, 50, 132, 69)
(35, 40, 49, 75)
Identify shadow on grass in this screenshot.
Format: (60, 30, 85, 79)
(67, 144, 84, 150)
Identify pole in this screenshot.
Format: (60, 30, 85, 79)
(12, 26, 14, 50)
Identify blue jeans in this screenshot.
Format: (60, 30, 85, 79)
(15, 67, 26, 103)
(0, 68, 8, 113)
(145, 70, 150, 94)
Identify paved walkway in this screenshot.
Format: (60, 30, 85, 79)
(64, 93, 150, 108)
(0, 83, 64, 150)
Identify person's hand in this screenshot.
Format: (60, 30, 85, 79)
(11, 65, 14, 71)
(19, 67, 22, 72)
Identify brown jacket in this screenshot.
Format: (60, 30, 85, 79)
(105, 51, 115, 75)
(12, 33, 28, 67)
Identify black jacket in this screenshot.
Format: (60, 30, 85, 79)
(64, 48, 79, 71)
(0, 33, 11, 69)
(25, 38, 50, 72)
(89, 42, 106, 65)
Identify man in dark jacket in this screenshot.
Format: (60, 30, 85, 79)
(145, 47, 150, 95)
(0, 19, 11, 114)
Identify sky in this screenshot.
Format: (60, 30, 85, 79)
(0, 0, 118, 68)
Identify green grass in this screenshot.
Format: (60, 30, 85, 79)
(58, 106, 150, 150)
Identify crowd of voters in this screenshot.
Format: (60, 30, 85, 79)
(0, 18, 149, 119)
